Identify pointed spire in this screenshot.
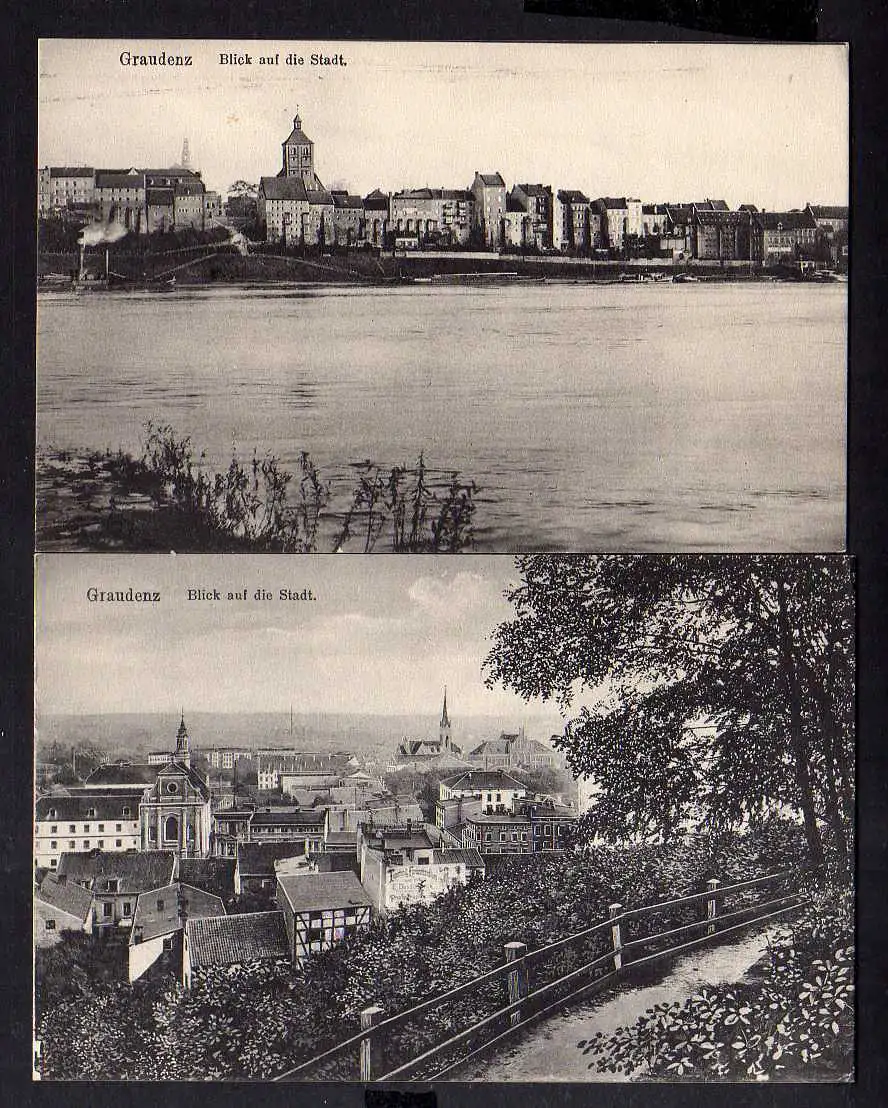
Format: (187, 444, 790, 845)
(441, 686, 450, 728)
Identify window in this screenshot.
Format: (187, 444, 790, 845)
(87, 809, 96, 819)
(69, 841, 75, 849)
(50, 859, 57, 867)
(123, 902, 132, 917)
(98, 824, 104, 832)
(157, 899, 165, 911)
(164, 815, 179, 842)
(116, 824, 122, 832)
(69, 825, 76, 833)
(83, 840, 90, 849)
(45, 919, 56, 931)
(148, 826, 157, 842)
(103, 902, 113, 919)
(116, 839, 122, 847)
(500, 832, 507, 842)
(166, 781, 179, 794)
(97, 840, 104, 848)
(50, 840, 57, 850)
(48, 809, 57, 820)
(50, 825, 57, 834)
(122, 808, 131, 817)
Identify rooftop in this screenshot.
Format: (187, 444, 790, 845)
(250, 808, 326, 827)
(185, 911, 289, 969)
(130, 882, 225, 945)
(276, 871, 372, 914)
(441, 769, 528, 792)
(236, 841, 308, 875)
(84, 763, 158, 787)
(36, 790, 146, 821)
(57, 849, 177, 894)
(431, 848, 485, 869)
(36, 872, 93, 922)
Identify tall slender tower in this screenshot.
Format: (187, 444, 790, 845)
(174, 712, 191, 768)
(281, 111, 318, 188)
(180, 137, 192, 170)
(439, 688, 452, 750)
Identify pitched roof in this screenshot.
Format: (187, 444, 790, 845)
(469, 739, 512, 757)
(185, 911, 289, 968)
(146, 188, 174, 206)
(48, 167, 95, 178)
(85, 763, 158, 787)
(596, 197, 628, 208)
(131, 882, 226, 944)
(757, 210, 819, 231)
(475, 172, 506, 188)
(249, 808, 326, 827)
(432, 848, 485, 869)
(36, 872, 93, 923)
(95, 172, 145, 189)
(283, 117, 313, 146)
(260, 175, 308, 202)
(515, 183, 552, 197)
(57, 850, 177, 894)
(178, 857, 236, 896)
(808, 204, 848, 220)
(442, 769, 527, 791)
(236, 841, 307, 875)
(36, 790, 145, 821)
(153, 760, 211, 799)
(557, 190, 591, 204)
(331, 191, 364, 208)
(277, 871, 372, 913)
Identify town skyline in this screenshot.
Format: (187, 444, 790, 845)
(39, 40, 848, 211)
(35, 555, 564, 727)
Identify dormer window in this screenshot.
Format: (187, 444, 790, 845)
(87, 808, 97, 819)
(122, 807, 131, 817)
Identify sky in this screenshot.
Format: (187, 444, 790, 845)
(35, 554, 564, 728)
(38, 40, 848, 209)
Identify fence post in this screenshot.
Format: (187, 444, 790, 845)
(359, 1004, 384, 1082)
(706, 878, 720, 936)
(609, 904, 623, 972)
(504, 941, 528, 1027)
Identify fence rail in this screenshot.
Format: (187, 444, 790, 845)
(274, 866, 809, 1083)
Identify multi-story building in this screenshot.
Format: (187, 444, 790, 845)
(38, 167, 97, 218)
(56, 849, 178, 929)
(470, 172, 507, 248)
(554, 190, 598, 252)
(331, 190, 365, 244)
(363, 189, 390, 245)
(462, 798, 578, 856)
(140, 719, 212, 858)
(128, 881, 225, 983)
(693, 208, 757, 261)
(755, 209, 820, 265)
(276, 871, 373, 962)
(35, 788, 144, 869)
(258, 751, 353, 792)
(439, 769, 528, 810)
(281, 112, 321, 188)
(509, 184, 553, 249)
(593, 197, 644, 251)
(358, 822, 484, 913)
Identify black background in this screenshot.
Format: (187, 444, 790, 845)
(3, 1, 886, 1105)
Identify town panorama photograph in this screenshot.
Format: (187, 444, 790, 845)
(33, 552, 854, 1082)
(36, 40, 848, 554)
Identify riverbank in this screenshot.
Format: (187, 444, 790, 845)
(38, 245, 838, 289)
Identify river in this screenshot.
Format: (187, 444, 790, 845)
(36, 281, 846, 552)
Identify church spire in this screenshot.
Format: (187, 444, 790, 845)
(439, 687, 451, 749)
(175, 712, 191, 768)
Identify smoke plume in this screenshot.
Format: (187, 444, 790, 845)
(79, 221, 129, 246)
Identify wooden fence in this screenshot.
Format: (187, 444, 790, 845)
(274, 866, 810, 1083)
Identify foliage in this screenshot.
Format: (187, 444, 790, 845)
(485, 555, 854, 877)
(38, 830, 813, 1079)
(333, 454, 477, 553)
(579, 885, 853, 1081)
(35, 931, 129, 1023)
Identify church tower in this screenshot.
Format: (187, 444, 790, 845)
(174, 712, 191, 768)
(439, 688, 452, 750)
(282, 111, 319, 188)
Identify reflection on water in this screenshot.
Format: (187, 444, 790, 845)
(36, 282, 847, 551)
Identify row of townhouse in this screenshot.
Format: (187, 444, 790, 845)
(434, 769, 579, 855)
(38, 166, 223, 232)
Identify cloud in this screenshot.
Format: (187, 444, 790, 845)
(407, 571, 501, 622)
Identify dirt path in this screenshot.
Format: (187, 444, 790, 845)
(449, 927, 775, 1082)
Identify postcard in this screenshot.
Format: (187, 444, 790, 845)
(36, 39, 848, 554)
(33, 552, 854, 1082)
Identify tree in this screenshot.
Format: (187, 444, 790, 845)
(484, 556, 854, 879)
(227, 180, 257, 198)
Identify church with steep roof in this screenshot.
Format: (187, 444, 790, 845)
(388, 691, 471, 772)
